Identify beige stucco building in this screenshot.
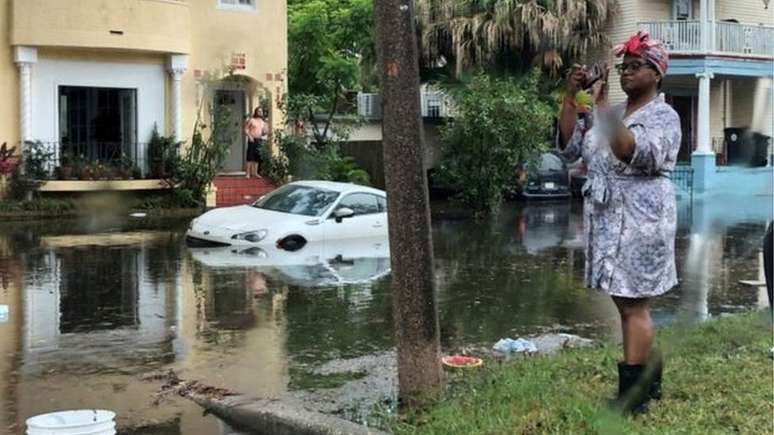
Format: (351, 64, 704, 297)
(1, 0, 287, 180)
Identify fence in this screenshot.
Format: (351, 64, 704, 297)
(638, 20, 774, 57)
(18, 142, 167, 181)
(671, 163, 694, 202)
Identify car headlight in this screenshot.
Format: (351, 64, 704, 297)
(231, 229, 269, 243)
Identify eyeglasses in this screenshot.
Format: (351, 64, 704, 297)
(614, 61, 652, 74)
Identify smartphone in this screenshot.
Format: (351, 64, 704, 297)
(583, 64, 603, 90)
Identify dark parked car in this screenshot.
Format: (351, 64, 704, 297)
(518, 152, 571, 199)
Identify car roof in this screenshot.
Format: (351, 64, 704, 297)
(289, 180, 386, 196)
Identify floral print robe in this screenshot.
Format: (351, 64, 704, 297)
(558, 94, 682, 298)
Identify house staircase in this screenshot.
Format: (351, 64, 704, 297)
(213, 175, 274, 208)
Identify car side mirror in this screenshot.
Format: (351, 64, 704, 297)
(333, 207, 355, 223)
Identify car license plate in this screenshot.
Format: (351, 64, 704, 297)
(544, 182, 556, 190)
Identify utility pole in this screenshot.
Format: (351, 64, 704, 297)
(373, 0, 443, 404)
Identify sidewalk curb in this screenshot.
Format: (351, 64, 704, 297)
(188, 392, 389, 435)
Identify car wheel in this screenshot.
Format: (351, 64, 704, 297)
(277, 235, 307, 252)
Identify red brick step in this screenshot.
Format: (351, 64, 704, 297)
(213, 175, 275, 208)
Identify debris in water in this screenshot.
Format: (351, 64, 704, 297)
(129, 212, 147, 218)
(142, 369, 236, 406)
(493, 338, 538, 354)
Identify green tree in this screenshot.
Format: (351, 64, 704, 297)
(437, 71, 553, 215)
(288, 0, 375, 149)
(416, 0, 617, 78)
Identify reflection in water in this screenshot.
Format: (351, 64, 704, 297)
(0, 196, 770, 433)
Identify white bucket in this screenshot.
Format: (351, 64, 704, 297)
(26, 410, 116, 435)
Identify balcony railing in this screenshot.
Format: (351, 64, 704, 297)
(357, 91, 455, 119)
(18, 142, 175, 181)
(638, 20, 774, 58)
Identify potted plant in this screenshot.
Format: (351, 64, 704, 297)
(79, 161, 94, 181)
(55, 153, 75, 180)
(93, 161, 109, 180)
(131, 166, 143, 180)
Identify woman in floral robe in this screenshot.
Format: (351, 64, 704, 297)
(557, 32, 681, 414)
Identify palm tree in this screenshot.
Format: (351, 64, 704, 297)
(416, 0, 618, 78)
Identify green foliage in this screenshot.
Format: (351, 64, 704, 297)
(171, 107, 232, 207)
(147, 125, 181, 179)
(22, 141, 53, 181)
(264, 132, 371, 186)
(438, 71, 554, 215)
(288, 0, 374, 148)
(0, 198, 76, 214)
(7, 141, 52, 200)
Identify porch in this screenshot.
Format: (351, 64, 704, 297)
(639, 20, 774, 58)
(661, 71, 774, 195)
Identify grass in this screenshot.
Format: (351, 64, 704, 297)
(390, 311, 773, 435)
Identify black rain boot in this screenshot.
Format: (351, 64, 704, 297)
(610, 362, 651, 415)
(648, 355, 663, 401)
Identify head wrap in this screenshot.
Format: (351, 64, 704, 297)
(613, 31, 669, 76)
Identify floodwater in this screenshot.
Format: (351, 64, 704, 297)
(0, 196, 770, 434)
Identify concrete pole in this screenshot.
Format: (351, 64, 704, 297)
(373, 0, 443, 404)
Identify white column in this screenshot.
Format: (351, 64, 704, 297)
(695, 71, 714, 154)
(167, 54, 189, 142)
(700, 0, 710, 53)
(14, 47, 38, 143)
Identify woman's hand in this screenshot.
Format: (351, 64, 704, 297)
(590, 63, 610, 108)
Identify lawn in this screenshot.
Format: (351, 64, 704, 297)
(391, 311, 773, 435)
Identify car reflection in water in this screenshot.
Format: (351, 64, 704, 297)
(188, 236, 392, 288)
(516, 201, 584, 255)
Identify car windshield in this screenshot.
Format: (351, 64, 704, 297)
(532, 153, 564, 172)
(252, 185, 340, 217)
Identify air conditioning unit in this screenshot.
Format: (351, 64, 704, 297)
(357, 93, 382, 119)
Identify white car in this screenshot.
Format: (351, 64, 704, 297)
(186, 180, 388, 250)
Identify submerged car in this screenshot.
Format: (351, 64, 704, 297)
(188, 236, 391, 288)
(186, 181, 388, 250)
(520, 152, 571, 199)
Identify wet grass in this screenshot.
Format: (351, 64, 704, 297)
(390, 311, 773, 435)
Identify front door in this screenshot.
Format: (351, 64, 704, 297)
(214, 90, 246, 173)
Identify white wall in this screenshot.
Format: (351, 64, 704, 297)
(31, 57, 166, 145)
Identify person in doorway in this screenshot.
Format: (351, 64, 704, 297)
(557, 31, 680, 415)
(244, 107, 268, 178)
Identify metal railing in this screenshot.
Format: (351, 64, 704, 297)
(638, 20, 774, 58)
(18, 142, 171, 181)
(716, 21, 774, 57)
(671, 163, 694, 201)
(641, 20, 703, 54)
(357, 91, 455, 119)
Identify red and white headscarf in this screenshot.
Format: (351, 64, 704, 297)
(613, 31, 669, 76)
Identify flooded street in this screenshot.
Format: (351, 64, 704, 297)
(0, 197, 770, 434)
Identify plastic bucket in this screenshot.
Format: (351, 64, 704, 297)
(26, 410, 116, 435)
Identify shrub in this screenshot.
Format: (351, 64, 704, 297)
(438, 71, 554, 215)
